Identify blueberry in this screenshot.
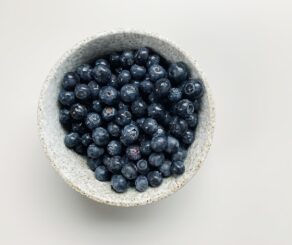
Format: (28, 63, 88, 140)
(64, 132, 80, 148)
(59, 109, 71, 125)
(95, 165, 111, 181)
(109, 52, 120, 67)
(111, 175, 128, 193)
(91, 64, 111, 84)
(136, 117, 145, 129)
(92, 127, 110, 146)
(62, 72, 79, 90)
(146, 54, 160, 68)
(136, 159, 149, 174)
(168, 87, 182, 102)
(70, 103, 87, 121)
(171, 161, 185, 175)
(154, 78, 171, 97)
(169, 116, 188, 137)
(148, 64, 166, 81)
(126, 145, 141, 161)
(74, 84, 91, 100)
(107, 140, 122, 156)
(159, 161, 172, 177)
(153, 125, 166, 138)
(87, 158, 102, 171)
(81, 133, 93, 147)
(117, 70, 131, 86)
(91, 100, 102, 113)
(118, 102, 129, 111)
(142, 118, 158, 135)
(182, 130, 195, 145)
(121, 163, 138, 180)
(85, 113, 101, 129)
(148, 153, 165, 167)
(108, 74, 119, 88)
(140, 140, 152, 156)
(130, 64, 146, 80)
(59, 90, 75, 107)
(115, 109, 132, 126)
(77, 64, 92, 82)
(99, 86, 119, 105)
(176, 99, 194, 118)
(147, 103, 165, 122)
(134, 47, 149, 65)
(135, 175, 149, 192)
(182, 79, 204, 99)
(72, 121, 87, 134)
(120, 50, 134, 68)
(193, 99, 201, 112)
(120, 84, 139, 103)
(74, 144, 86, 155)
(95, 58, 109, 67)
(107, 122, 120, 138)
(120, 124, 139, 145)
(185, 113, 198, 128)
(87, 144, 104, 158)
(166, 136, 180, 154)
(151, 135, 167, 152)
(108, 156, 123, 174)
(147, 171, 163, 187)
(171, 148, 187, 161)
(102, 107, 117, 121)
(131, 99, 147, 117)
(168, 62, 188, 84)
(139, 80, 154, 94)
(88, 81, 100, 99)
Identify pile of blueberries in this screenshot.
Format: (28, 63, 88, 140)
(58, 47, 204, 193)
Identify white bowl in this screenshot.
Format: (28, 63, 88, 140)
(37, 30, 215, 207)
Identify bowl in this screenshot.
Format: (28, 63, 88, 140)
(37, 30, 215, 207)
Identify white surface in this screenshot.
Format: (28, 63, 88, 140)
(0, 0, 291, 244)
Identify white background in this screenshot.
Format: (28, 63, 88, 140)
(0, 0, 292, 244)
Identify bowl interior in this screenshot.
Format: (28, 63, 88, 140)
(38, 31, 214, 207)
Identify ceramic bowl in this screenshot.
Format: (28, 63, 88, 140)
(37, 30, 215, 207)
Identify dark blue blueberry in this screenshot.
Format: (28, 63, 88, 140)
(139, 80, 154, 94)
(74, 84, 91, 100)
(70, 103, 87, 121)
(85, 113, 101, 129)
(154, 78, 171, 97)
(107, 140, 122, 156)
(120, 50, 134, 68)
(151, 135, 167, 152)
(109, 52, 120, 67)
(193, 99, 201, 111)
(147, 103, 165, 122)
(91, 100, 102, 113)
(120, 84, 139, 103)
(148, 64, 166, 82)
(118, 101, 129, 111)
(95, 58, 109, 67)
(91, 64, 111, 84)
(136, 159, 149, 174)
(169, 116, 188, 137)
(130, 64, 146, 80)
(121, 163, 138, 180)
(131, 99, 147, 117)
(148, 153, 165, 167)
(166, 136, 180, 154)
(87, 158, 102, 171)
(115, 109, 132, 126)
(136, 118, 145, 129)
(81, 133, 93, 147)
(95, 165, 111, 181)
(88, 81, 100, 99)
(108, 156, 123, 174)
(171, 148, 187, 161)
(146, 54, 160, 68)
(62, 72, 79, 90)
(176, 99, 194, 118)
(120, 124, 139, 146)
(102, 107, 117, 121)
(59, 109, 71, 125)
(182, 79, 204, 99)
(59, 90, 75, 107)
(111, 175, 128, 193)
(72, 121, 87, 134)
(182, 130, 195, 145)
(153, 125, 166, 138)
(171, 161, 185, 175)
(140, 140, 152, 156)
(126, 145, 141, 161)
(117, 70, 131, 86)
(134, 47, 149, 65)
(74, 144, 86, 155)
(108, 74, 119, 88)
(185, 113, 198, 128)
(168, 62, 188, 84)
(87, 144, 104, 158)
(168, 87, 182, 102)
(147, 171, 163, 187)
(107, 122, 120, 138)
(77, 64, 92, 82)
(92, 127, 110, 146)
(142, 118, 158, 135)
(159, 161, 172, 177)
(99, 86, 119, 105)
(64, 132, 80, 148)
(135, 175, 149, 192)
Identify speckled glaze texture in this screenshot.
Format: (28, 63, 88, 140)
(37, 30, 215, 207)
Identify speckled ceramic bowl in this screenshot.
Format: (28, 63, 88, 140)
(38, 30, 215, 207)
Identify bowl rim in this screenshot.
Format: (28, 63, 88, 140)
(37, 30, 216, 207)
